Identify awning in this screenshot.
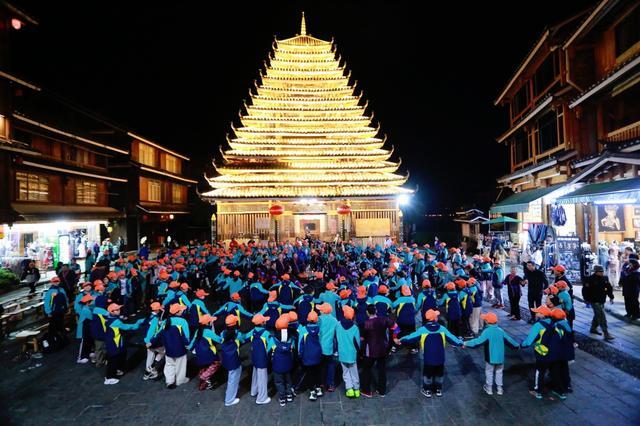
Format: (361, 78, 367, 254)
(11, 203, 122, 222)
(136, 205, 190, 215)
(490, 184, 564, 214)
(483, 217, 521, 225)
(556, 177, 640, 205)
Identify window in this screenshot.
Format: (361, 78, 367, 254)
(138, 143, 156, 167)
(536, 110, 563, 154)
(16, 172, 49, 202)
(75, 180, 98, 204)
(512, 129, 530, 165)
(164, 155, 179, 173)
(534, 52, 559, 97)
(512, 84, 530, 118)
(615, 6, 640, 57)
(172, 184, 185, 204)
(0, 115, 7, 139)
(148, 179, 161, 202)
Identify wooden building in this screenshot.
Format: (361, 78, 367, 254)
(201, 14, 413, 244)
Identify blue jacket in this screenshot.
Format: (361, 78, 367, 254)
(214, 301, 253, 325)
(219, 331, 249, 370)
(105, 317, 144, 357)
(521, 318, 561, 361)
(250, 327, 273, 369)
(371, 295, 392, 317)
(400, 322, 463, 366)
(189, 299, 210, 327)
(464, 324, 519, 364)
(317, 291, 341, 318)
(416, 289, 437, 315)
(318, 313, 339, 355)
(249, 282, 269, 301)
(459, 290, 473, 317)
(355, 297, 370, 326)
(298, 324, 323, 366)
(468, 284, 482, 308)
(155, 317, 190, 358)
(335, 319, 360, 364)
(75, 304, 93, 339)
(90, 307, 109, 341)
(270, 281, 301, 306)
(223, 277, 245, 296)
(190, 327, 219, 367)
(293, 294, 316, 325)
(143, 313, 164, 345)
(558, 290, 573, 312)
(44, 287, 68, 315)
(271, 337, 295, 373)
(258, 302, 294, 329)
(438, 291, 462, 321)
(392, 296, 416, 326)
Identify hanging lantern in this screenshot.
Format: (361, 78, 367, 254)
(337, 204, 351, 215)
(269, 204, 284, 216)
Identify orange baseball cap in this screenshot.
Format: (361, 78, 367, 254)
(326, 282, 337, 291)
(401, 285, 412, 296)
(550, 308, 567, 320)
(315, 272, 324, 279)
(424, 309, 440, 322)
(287, 311, 298, 322)
(544, 285, 559, 295)
(50, 276, 60, 284)
(339, 289, 352, 299)
(93, 280, 104, 287)
(94, 284, 105, 292)
(342, 305, 355, 320)
(268, 291, 277, 302)
(199, 314, 216, 325)
(80, 294, 94, 304)
(455, 279, 467, 288)
(378, 285, 389, 295)
(231, 293, 241, 302)
(81, 282, 92, 289)
(281, 273, 290, 281)
(233, 270, 240, 277)
(531, 306, 552, 316)
(169, 281, 180, 289)
(317, 303, 332, 314)
(555, 280, 568, 290)
(195, 289, 209, 298)
(480, 312, 498, 324)
(307, 310, 319, 323)
(150, 302, 163, 311)
(169, 303, 187, 315)
(275, 315, 290, 330)
(180, 283, 190, 292)
(225, 314, 239, 326)
(247, 272, 254, 279)
(422, 279, 431, 288)
(107, 303, 123, 314)
(252, 314, 270, 325)
(357, 286, 367, 298)
(552, 265, 566, 273)
(445, 282, 455, 291)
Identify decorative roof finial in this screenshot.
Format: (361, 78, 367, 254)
(300, 11, 307, 35)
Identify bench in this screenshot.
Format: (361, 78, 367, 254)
(15, 323, 49, 353)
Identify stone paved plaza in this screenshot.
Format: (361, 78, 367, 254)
(1, 301, 639, 426)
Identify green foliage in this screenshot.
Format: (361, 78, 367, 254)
(0, 268, 20, 291)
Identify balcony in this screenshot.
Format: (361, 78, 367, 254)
(604, 119, 640, 143)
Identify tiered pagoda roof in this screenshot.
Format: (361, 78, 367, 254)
(203, 13, 412, 199)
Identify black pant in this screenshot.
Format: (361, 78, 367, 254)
(106, 352, 126, 379)
(49, 312, 65, 336)
(528, 294, 542, 321)
(508, 293, 521, 319)
(361, 356, 387, 395)
(549, 361, 567, 394)
(28, 282, 36, 294)
(533, 360, 548, 392)
(296, 364, 322, 391)
(624, 292, 640, 318)
(398, 323, 416, 348)
(447, 318, 461, 337)
(79, 321, 93, 359)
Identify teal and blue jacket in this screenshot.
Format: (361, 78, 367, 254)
(44, 287, 68, 315)
(400, 322, 463, 366)
(335, 319, 360, 364)
(464, 324, 519, 364)
(250, 327, 273, 369)
(392, 296, 417, 326)
(105, 317, 144, 357)
(75, 304, 93, 339)
(318, 313, 339, 356)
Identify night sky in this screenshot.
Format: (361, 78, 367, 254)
(9, 0, 596, 220)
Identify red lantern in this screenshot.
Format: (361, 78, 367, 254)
(337, 204, 351, 215)
(269, 204, 284, 216)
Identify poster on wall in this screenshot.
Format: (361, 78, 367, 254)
(555, 236, 581, 282)
(598, 204, 625, 232)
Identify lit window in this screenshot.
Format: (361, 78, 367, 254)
(165, 155, 179, 173)
(0, 115, 7, 139)
(75, 180, 98, 204)
(172, 184, 184, 204)
(138, 143, 156, 167)
(148, 179, 161, 202)
(16, 172, 49, 202)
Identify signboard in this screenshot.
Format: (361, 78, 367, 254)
(522, 199, 543, 223)
(355, 218, 390, 237)
(598, 204, 625, 232)
(555, 236, 581, 282)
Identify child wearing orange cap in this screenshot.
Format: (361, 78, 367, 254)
(317, 282, 341, 318)
(143, 302, 166, 381)
(416, 280, 437, 325)
(317, 302, 339, 392)
(463, 311, 520, 395)
(438, 282, 463, 338)
(222, 271, 246, 300)
(90, 284, 109, 367)
(354, 286, 370, 330)
(297, 310, 324, 401)
(44, 277, 69, 338)
(188, 288, 211, 332)
(257, 291, 295, 331)
(520, 305, 556, 399)
(75, 293, 95, 364)
(270, 274, 302, 306)
(399, 309, 463, 397)
(371, 285, 392, 317)
(548, 308, 573, 399)
(391, 285, 418, 354)
(214, 294, 254, 331)
(150, 303, 191, 389)
(336, 305, 361, 398)
(189, 314, 221, 391)
(249, 314, 273, 405)
(293, 285, 317, 326)
(104, 304, 145, 385)
(218, 314, 250, 406)
(272, 314, 297, 406)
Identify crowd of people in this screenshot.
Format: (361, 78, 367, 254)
(38, 237, 640, 406)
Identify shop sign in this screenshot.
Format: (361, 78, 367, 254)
(522, 199, 543, 223)
(556, 236, 581, 281)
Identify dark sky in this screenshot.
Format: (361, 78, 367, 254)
(9, 0, 596, 218)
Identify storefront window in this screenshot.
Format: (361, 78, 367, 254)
(16, 172, 49, 202)
(148, 179, 161, 202)
(172, 184, 184, 204)
(75, 180, 98, 204)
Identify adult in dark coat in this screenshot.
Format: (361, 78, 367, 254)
(522, 261, 548, 323)
(620, 257, 640, 320)
(582, 265, 615, 340)
(360, 305, 400, 397)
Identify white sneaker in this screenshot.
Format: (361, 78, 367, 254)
(496, 386, 503, 395)
(77, 358, 89, 364)
(116, 370, 125, 376)
(256, 397, 271, 405)
(225, 398, 240, 407)
(104, 378, 120, 385)
(483, 384, 493, 395)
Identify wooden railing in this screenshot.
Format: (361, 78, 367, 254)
(605, 119, 640, 143)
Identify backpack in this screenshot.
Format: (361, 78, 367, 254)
(535, 322, 563, 361)
(300, 327, 322, 366)
(41, 330, 65, 354)
(272, 338, 294, 373)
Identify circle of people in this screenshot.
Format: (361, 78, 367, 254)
(42, 239, 587, 406)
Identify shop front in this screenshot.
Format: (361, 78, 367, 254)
(0, 220, 106, 275)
